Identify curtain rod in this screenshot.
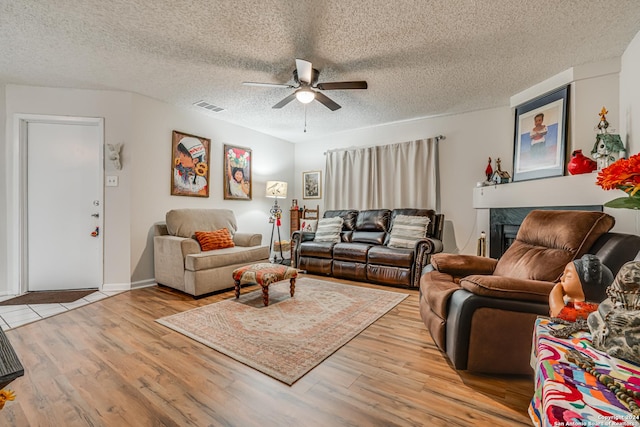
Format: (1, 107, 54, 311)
(323, 135, 446, 155)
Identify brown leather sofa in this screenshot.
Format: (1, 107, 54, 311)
(291, 208, 444, 288)
(419, 210, 640, 375)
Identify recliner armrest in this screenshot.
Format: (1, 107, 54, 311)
(431, 253, 498, 277)
(414, 237, 444, 254)
(460, 275, 553, 303)
(233, 232, 262, 247)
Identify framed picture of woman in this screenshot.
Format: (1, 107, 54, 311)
(171, 130, 210, 197)
(224, 144, 252, 200)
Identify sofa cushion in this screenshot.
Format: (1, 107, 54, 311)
(185, 245, 269, 271)
(494, 210, 615, 282)
(333, 243, 372, 262)
(368, 245, 414, 268)
(387, 215, 430, 248)
(195, 228, 235, 251)
(166, 209, 237, 238)
(299, 241, 335, 258)
(324, 210, 358, 231)
(355, 209, 391, 231)
(300, 219, 318, 232)
(314, 217, 344, 243)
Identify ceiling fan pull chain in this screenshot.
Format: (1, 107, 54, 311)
(304, 105, 307, 133)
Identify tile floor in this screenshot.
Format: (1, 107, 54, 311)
(0, 290, 124, 330)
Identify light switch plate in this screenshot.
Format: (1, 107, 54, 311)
(106, 176, 119, 187)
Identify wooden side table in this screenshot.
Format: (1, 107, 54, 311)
(290, 208, 300, 237)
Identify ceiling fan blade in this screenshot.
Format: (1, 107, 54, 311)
(243, 82, 295, 89)
(316, 81, 368, 90)
(314, 92, 342, 111)
(272, 93, 297, 109)
(295, 59, 313, 84)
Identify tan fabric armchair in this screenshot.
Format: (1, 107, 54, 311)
(418, 210, 640, 375)
(154, 209, 269, 297)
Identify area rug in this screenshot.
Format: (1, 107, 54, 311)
(156, 277, 407, 385)
(0, 289, 97, 306)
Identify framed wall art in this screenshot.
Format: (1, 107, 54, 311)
(303, 170, 322, 199)
(224, 144, 252, 200)
(171, 130, 210, 197)
(512, 85, 569, 182)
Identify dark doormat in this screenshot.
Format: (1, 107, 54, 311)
(0, 289, 97, 306)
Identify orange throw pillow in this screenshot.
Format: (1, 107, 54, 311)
(195, 228, 235, 251)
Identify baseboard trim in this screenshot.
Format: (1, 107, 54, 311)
(131, 279, 157, 290)
(101, 283, 131, 292)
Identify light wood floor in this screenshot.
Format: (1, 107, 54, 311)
(0, 275, 534, 426)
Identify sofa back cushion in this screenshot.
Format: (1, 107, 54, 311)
(494, 210, 615, 282)
(351, 209, 391, 244)
(314, 217, 344, 243)
(323, 210, 358, 242)
(391, 208, 438, 237)
(166, 209, 238, 239)
(387, 214, 431, 248)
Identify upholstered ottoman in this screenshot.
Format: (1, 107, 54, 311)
(232, 263, 298, 306)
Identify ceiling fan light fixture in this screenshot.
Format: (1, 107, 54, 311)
(295, 88, 315, 104)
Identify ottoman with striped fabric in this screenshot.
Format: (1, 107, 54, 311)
(232, 263, 298, 306)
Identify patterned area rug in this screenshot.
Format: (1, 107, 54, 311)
(156, 277, 407, 385)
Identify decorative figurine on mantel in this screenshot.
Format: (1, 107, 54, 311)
(591, 106, 627, 170)
(485, 157, 493, 182)
(490, 158, 511, 184)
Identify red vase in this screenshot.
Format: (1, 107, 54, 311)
(568, 149, 597, 175)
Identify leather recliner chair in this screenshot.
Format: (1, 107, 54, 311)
(419, 210, 640, 375)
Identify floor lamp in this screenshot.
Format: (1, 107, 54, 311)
(266, 181, 288, 264)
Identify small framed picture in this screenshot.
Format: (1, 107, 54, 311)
(303, 170, 322, 199)
(171, 130, 210, 197)
(224, 144, 252, 200)
(512, 86, 569, 182)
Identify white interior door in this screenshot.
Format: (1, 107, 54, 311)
(26, 120, 103, 291)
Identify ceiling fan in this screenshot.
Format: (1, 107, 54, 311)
(243, 59, 368, 111)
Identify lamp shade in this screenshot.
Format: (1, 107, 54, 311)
(265, 181, 287, 198)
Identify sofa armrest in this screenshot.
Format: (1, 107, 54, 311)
(154, 235, 201, 258)
(431, 253, 498, 277)
(234, 232, 262, 247)
(153, 235, 201, 289)
(460, 275, 554, 303)
(291, 231, 316, 268)
(410, 237, 445, 287)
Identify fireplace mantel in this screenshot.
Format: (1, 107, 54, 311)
(473, 173, 610, 209)
(471, 173, 639, 254)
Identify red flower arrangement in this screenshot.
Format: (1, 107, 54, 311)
(596, 153, 640, 209)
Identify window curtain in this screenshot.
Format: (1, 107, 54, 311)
(324, 137, 439, 210)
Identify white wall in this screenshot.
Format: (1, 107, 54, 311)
(128, 94, 294, 284)
(1, 85, 294, 294)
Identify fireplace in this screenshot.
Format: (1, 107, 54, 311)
(489, 205, 602, 258)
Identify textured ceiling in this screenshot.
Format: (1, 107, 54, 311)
(2, 1, 640, 143)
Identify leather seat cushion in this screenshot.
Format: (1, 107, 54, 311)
(299, 241, 334, 258)
(367, 245, 414, 267)
(333, 243, 371, 262)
